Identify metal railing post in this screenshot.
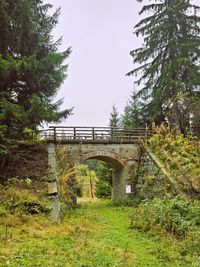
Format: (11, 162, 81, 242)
(74, 127, 76, 140)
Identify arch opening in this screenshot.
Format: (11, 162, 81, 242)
(79, 159, 113, 199)
(81, 151, 127, 170)
(76, 152, 129, 200)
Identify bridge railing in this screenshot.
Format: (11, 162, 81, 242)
(38, 126, 153, 143)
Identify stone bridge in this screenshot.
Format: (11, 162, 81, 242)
(45, 126, 151, 221)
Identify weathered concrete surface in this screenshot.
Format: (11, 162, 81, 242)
(48, 143, 61, 222)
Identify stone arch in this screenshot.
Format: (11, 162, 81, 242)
(47, 142, 142, 221)
(81, 150, 127, 170)
(81, 150, 130, 199)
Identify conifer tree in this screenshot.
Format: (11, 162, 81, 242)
(121, 91, 149, 128)
(127, 0, 200, 133)
(121, 105, 132, 129)
(0, 0, 71, 140)
(109, 105, 120, 128)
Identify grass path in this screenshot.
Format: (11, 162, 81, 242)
(0, 199, 191, 267)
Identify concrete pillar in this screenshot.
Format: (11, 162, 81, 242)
(48, 143, 61, 222)
(112, 167, 128, 199)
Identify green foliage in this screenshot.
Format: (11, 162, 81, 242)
(130, 195, 200, 238)
(80, 160, 112, 199)
(0, 0, 72, 147)
(75, 164, 98, 198)
(127, 0, 200, 131)
(0, 205, 7, 217)
(0, 185, 50, 215)
(111, 197, 142, 207)
(95, 180, 111, 198)
(121, 91, 147, 128)
(0, 125, 10, 155)
(0, 199, 199, 266)
(94, 161, 112, 198)
(149, 127, 200, 196)
(0, 178, 50, 216)
(109, 105, 120, 128)
(95, 161, 112, 185)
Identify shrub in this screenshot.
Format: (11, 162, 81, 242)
(130, 195, 200, 238)
(0, 186, 50, 215)
(95, 181, 111, 199)
(111, 197, 142, 207)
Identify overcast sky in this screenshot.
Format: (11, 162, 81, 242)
(46, 0, 199, 126)
(44, 0, 145, 126)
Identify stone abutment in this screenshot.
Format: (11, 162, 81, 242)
(48, 142, 142, 221)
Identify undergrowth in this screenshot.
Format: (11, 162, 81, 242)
(0, 178, 50, 216)
(130, 195, 200, 263)
(149, 125, 200, 197)
(0, 195, 200, 266)
(111, 197, 142, 207)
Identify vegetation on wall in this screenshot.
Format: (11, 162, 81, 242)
(149, 125, 200, 197)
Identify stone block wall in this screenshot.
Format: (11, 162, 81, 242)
(56, 143, 142, 199)
(135, 152, 172, 198)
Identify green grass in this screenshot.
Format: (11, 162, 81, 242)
(0, 199, 198, 266)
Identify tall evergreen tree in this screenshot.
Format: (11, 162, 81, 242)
(109, 105, 120, 128)
(0, 0, 71, 140)
(121, 91, 149, 128)
(127, 0, 200, 133)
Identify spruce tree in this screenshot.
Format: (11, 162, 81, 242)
(0, 0, 71, 139)
(121, 105, 132, 129)
(121, 91, 150, 128)
(109, 105, 120, 128)
(127, 0, 200, 133)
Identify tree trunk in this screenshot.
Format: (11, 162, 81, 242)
(89, 171, 94, 198)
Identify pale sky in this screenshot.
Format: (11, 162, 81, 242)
(45, 0, 145, 126)
(46, 0, 198, 127)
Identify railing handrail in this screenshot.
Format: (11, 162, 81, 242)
(49, 126, 149, 129)
(34, 126, 153, 143)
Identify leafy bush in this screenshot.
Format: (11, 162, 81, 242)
(130, 195, 200, 238)
(95, 181, 111, 198)
(111, 197, 142, 207)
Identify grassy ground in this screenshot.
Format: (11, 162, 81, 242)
(0, 199, 198, 267)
